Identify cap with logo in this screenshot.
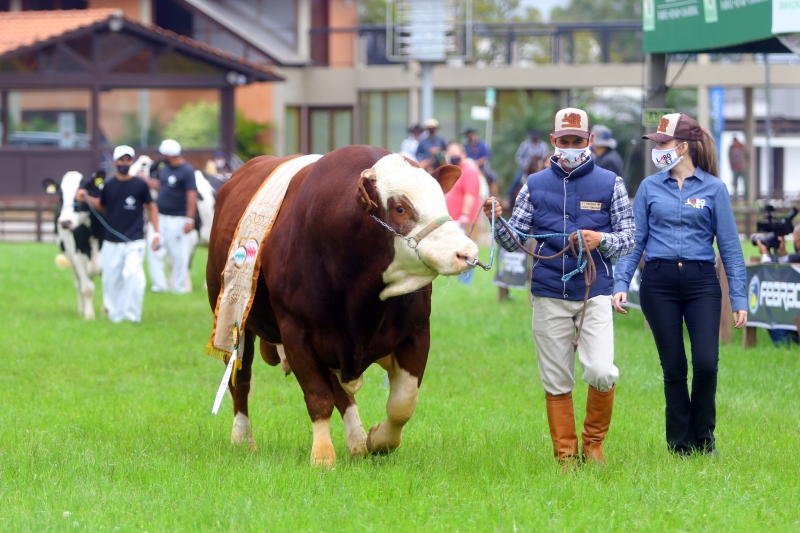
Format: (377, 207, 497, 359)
(158, 139, 182, 157)
(553, 108, 591, 139)
(643, 112, 704, 143)
(113, 145, 135, 161)
(591, 125, 617, 149)
(424, 118, 440, 129)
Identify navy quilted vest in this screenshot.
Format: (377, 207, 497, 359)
(526, 157, 616, 300)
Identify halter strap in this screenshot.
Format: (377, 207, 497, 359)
(407, 215, 452, 247)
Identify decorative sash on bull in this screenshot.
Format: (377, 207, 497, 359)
(207, 154, 322, 412)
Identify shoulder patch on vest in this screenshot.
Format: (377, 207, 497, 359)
(580, 201, 602, 211)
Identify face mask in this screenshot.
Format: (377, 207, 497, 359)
(554, 146, 591, 169)
(214, 159, 226, 168)
(116, 164, 131, 175)
(652, 144, 684, 172)
(449, 156, 462, 165)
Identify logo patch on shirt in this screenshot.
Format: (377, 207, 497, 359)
(685, 198, 706, 209)
(580, 201, 602, 211)
(167, 175, 177, 186)
(124, 196, 136, 210)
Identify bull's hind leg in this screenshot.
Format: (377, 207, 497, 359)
(229, 330, 257, 450)
(367, 332, 429, 454)
(330, 374, 368, 458)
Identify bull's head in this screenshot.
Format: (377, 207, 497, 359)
(47, 171, 103, 230)
(357, 154, 479, 300)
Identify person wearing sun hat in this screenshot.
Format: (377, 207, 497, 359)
(613, 112, 747, 457)
(482, 107, 636, 471)
(415, 118, 448, 172)
(591, 124, 624, 178)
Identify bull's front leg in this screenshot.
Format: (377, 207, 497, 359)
(330, 373, 368, 458)
(229, 330, 257, 450)
(367, 331, 429, 454)
(71, 254, 95, 320)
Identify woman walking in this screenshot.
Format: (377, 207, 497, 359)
(613, 113, 747, 456)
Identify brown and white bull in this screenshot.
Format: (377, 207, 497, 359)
(207, 146, 479, 466)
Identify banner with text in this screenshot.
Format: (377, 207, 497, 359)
(492, 248, 530, 291)
(746, 263, 800, 330)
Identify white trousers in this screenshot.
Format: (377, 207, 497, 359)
(102, 240, 146, 323)
(532, 294, 619, 395)
(148, 214, 192, 294)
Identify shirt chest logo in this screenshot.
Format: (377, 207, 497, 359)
(580, 201, 602, 211)
(167, 175, 177, 186)
(124, 196, 136, 209)
(685, 198, 706, 209)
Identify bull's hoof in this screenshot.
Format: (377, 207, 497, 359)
(366, 423, 400, 455)
(83, 309, 96, 320)
(231, 413, 257, 451)
(349, 441, 368, 459)
(310, 443, 336, 468)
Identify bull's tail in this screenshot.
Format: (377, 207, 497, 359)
(55, 253, 72, 269)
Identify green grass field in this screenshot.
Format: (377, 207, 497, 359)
(1, 242, 798, 532)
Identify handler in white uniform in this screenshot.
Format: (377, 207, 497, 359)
(77, 145, 161, 323)
(145, 139, 197, 293)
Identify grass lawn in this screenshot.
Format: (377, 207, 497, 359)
(1, 242, 798, 532)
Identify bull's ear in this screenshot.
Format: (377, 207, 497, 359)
(42, 178, 59, 195)
(356, 168, 380, 213)
(431, 164, 462, 194)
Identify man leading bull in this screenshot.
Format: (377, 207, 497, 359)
(483, 108, 635, 470)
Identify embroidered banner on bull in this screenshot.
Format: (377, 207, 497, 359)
(207, 154, 323, 362)
(746, 263, 800, 330)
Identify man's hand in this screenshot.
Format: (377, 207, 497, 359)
(429, 146, 440, 155)
(733, 310, 748, 329)
(183, 219, 195, 234)
(777, 236, 788, 257)
(757, 239, 769, 255)
(569, 230, 602, 251)
(151, 235, 161, 251)
(613, 292, 628, 314)
(76, 189, 88, 202)
(482, 197, 502, 221)
(475, 157, 487, 167)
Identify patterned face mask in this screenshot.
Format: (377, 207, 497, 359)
(554, 146, 591, 169)
(652, 143, 686, 172)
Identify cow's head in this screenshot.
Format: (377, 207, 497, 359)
(357, 154, 479, 300)
(129, 155, 154, 179)
(47, 171, 104, 230)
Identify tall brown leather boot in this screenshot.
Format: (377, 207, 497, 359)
(545, 392, 579, 469)
(582, 385, 615, 465)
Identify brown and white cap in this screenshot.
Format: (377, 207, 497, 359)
(643, 113, 704, 142)
(553, 108, 591, 139)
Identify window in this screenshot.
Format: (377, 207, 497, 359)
(360, 91, 409, 151)
(309, 108, 352, 154)
(285, 107, 300, 155)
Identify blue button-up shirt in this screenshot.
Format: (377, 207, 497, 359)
(614, 168, 747, 311)
(464, 140, 491, 162)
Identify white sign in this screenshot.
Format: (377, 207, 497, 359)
(471, 106, 492, 121)
(58, 112, 76, 149)
(773, 0, 800, 34)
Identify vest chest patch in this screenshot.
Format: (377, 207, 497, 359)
(580, 201, 602, 211)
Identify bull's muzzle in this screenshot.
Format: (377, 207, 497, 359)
(60, 220, 73, 229)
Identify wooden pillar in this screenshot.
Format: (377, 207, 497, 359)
(220, 87, 235, 157)
(742, 326, 757, 349)
(744, 87, 757, 204)
(717, 256, 732, 344)
(91, 84, 101, 168)
(0, 90, 8, 146)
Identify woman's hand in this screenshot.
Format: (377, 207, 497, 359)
(613, 292, 628, 314)
(733, 310, 748, 329)
(482, 197, 502, 221)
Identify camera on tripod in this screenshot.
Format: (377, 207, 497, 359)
(750, 205, 799, 253)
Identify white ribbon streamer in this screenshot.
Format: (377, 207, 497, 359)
(211, 348, 237, 415)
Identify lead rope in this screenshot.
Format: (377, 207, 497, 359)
(468, 198, 596, 351)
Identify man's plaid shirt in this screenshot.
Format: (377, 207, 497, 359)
(496, 176, 635, 258)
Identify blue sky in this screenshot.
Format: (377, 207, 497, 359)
(520, 0, 570, 21)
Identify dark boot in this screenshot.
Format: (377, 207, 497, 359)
(581, 385, 615, 465)
(545, 392, 579, 470)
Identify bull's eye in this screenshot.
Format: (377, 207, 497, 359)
(395, 206, 405, 215)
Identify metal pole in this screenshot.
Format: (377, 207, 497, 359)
(139, 89, 149, 149)
(485, 103, 494, 148)
(421, 62, 434, 123)
(765, 53, 773, 203)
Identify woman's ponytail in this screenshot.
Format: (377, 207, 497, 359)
(679, 128, 719, 177)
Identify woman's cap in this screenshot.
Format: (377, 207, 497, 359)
(553, 108, 591, 139)
(643, 112, 704, 142)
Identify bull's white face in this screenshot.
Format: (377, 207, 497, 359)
(57, 171, 89, 231)
(369, 154, 479, 300)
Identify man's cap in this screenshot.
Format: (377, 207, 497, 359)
(464, 127, 477, 135)
(213, 150, 226, 158)
(113, 145, 135, 161)
(643, 113, 703, 142)
(424, 118, 439, 129)
(553, 108, 591, 139)
(591, 125, 617, 149)
(158, 139, 182, 156)
(408, 123, 422, 133)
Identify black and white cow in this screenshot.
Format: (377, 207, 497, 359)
(44, 170, 106, 319)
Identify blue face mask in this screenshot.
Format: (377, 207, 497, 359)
(449, 156, 462, 165)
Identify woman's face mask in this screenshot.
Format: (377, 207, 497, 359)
(652, 142, 686, 172)
(449, 156, 462, 165)
(554, 146, 591, 169)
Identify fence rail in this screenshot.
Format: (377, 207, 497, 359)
(0, 198, 57, 242)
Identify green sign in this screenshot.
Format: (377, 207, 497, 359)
(642, 108, 674, 126)
(642, 0, 774, 53)
(485, 87, 496, 107)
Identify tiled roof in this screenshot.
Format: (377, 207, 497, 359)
(0, 9, 119, 56)
(0, 9, 281, 79)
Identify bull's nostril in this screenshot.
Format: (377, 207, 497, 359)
(60, 221, 72, 229)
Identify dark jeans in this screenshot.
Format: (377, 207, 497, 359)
(639, 259, 721, 454)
